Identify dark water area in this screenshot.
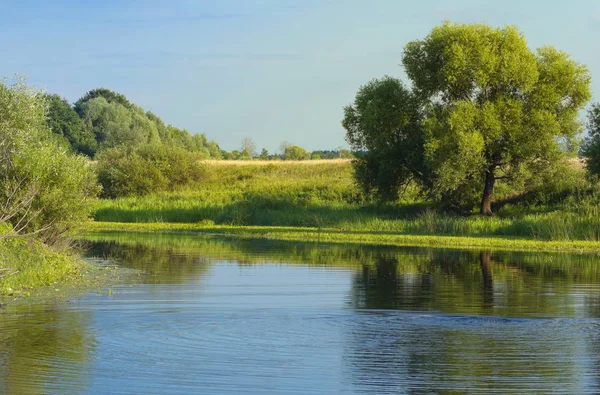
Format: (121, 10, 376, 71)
(2, 232, 600, 394)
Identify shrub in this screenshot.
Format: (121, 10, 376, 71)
(96, 143, 205, 198)
(283, 145, 310, 160)
(0, 79, 99, 244)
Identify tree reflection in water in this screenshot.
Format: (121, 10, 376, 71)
(0, 305, 94, 394)
(345, 249, 600, 393)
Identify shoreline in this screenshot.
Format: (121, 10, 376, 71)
(87, 222, 600, 254)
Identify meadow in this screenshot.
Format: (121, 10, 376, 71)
(92, 159, 600, 244)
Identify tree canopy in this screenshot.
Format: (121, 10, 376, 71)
(344, 22, 591, 214)
(79, 97, 160, 151)
(581, 104, 600, 177)
(45, 94, 97, 156)
(74, 87, 132, 116)
(343, 77, 427, 199)
(283, 145, 310, 160)
(42, 87, 222, 159)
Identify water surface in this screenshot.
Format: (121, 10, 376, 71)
(2, 232, 600, 394)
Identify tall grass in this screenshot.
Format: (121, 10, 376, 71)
(92, 160, 600, 242)
(0, 236, 84, 295)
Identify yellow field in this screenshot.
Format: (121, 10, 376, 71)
(200, 159, 352, 166)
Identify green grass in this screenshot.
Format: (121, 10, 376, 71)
(0, 232, 131, 297)
(92, 160, 374, 225)
(0, 236, 85, 296)
(92, 160, 600, 243)
(86, 222, 600, 253)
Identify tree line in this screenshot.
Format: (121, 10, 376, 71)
(226, 138, 354, 161)
(47, 87, 352, 162)
(45, 88, 221, 159)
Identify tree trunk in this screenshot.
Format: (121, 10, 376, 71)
(480, 165, 496, 216)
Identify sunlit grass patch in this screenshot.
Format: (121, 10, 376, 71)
(86, 222, 600, 254)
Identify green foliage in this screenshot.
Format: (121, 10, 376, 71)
(345, 22, 592, 214)
(70, 87, 220, 158)
(45, 94, 97, 156)
(95, 144, 205, 198)
(207, 141, 222, 159)
(93, 161, 363, 225)
(74, 87, 132, 116)
(259, 148, 269, 160)
(283, 145, 310, 160)
(0, 237, 83, 295)
(167, 125, 215, 158)
(581, 103, 600, 177)
(0, 79, 98, 244)
(338, 149, 353, 159)
(343, 76, 426, 200)
(225, 150, 242, 160)
(409, 23, 591, 214)
(89, 221, 600, 253)
(79, 97, 160, 150)
(146, 111, 173, 144)
(310, 150, 355, 160)
(91, 158, 600, 244)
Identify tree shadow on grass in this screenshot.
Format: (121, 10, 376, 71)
(94, 196, 428, 230)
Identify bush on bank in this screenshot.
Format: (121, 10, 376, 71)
(95, 143, 205, 198)
(0, 79, 98, 295)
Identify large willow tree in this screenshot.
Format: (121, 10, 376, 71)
(345, 22, 591, 215)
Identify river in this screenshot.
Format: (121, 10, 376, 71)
(1, 231, 600, 394)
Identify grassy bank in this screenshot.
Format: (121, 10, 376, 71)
(92, 160, 600, 243)
(0, 233, 129, 298)
(87, 222, 600, 253)
(92, 160, 370, 226)
(0, 237, 85, 296)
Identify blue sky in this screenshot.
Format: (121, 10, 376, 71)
(2, 0, 600, 152)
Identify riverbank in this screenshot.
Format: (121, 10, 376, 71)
(91, 159, 600, 242)
(0, 237, 130, 299)
(87, 222, 600, 254)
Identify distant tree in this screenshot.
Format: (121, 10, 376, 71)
(279, 141, 291, 155)
(166, 125, 215, 157)
(207, 141, 222, 159)
(345, 22, 592, 214)
(190, 134, 211, 159)
(259, 148, 269, 160)
(338, 148, 353, 159)
(146, 111, 172, 144)
(74, 88, 132, 116)
(581, 103, 600, 177)
(238, 151, 252, 161)
(79, 97, 159, 151)
(229, 150, 241, 160)
(283, 145, 310, 160)
(240, 137, 257, 158)
(311, 150, 352, 160)
(45, 94, 97, 156)
(168, 125, 193, 149)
